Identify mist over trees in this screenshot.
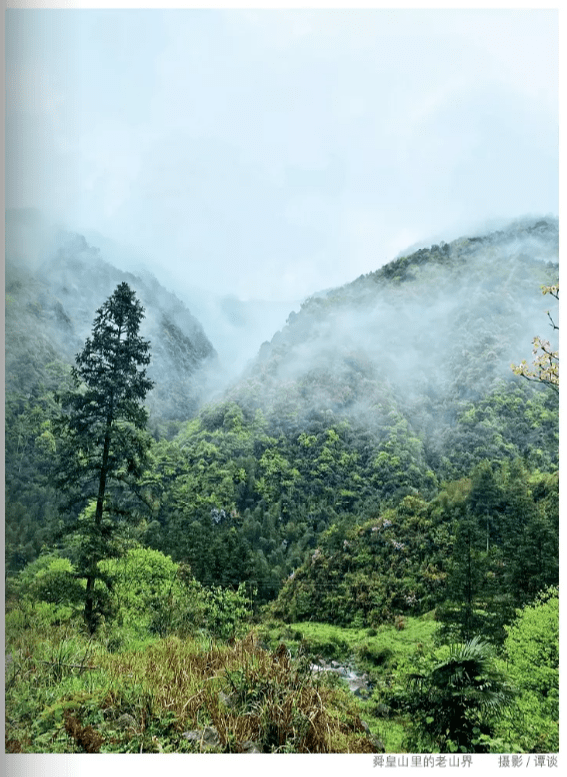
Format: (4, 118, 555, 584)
(4, 214, 559, 754)
(5, 210, 217, 424)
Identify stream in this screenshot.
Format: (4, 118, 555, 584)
(310, 659, 373, 697)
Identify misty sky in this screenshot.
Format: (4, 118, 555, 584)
(5, 6, 558, 303)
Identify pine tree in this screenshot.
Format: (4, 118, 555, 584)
(439, 512, 487, 642)
(55, 283, 154, 632)
(467, 460, 503, 552)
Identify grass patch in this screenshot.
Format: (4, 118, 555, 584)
(5, 623, 379, 753)
(258, 620, 370, 659)
(256, 614, 441, 753)
(258, 615, 439, 666)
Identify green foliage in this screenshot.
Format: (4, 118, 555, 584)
(435, 459, 557, 645)
(400, 637, 514, 753)
(8, 546, 253, 650)
(4, 219, 559, 754)
(5, 599, 77, 635)
(5, 553, 85, 632)
(271, 490, 453, 627)
(4, 366, 74, 574)
(5, 622, 377, 754)
(26, 557, 85, 609)
(357, 643, 394, 667)
(256, 616, 442, 752)
(54, 283, 154, 632)
(445, 381, 558, 477)
(493, 587, 559, 752)
(370, 414, 438, 501)
(202, 584, 253, 642)
(99, 547, 207, 644)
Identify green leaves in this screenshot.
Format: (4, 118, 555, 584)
(54, 284, 155, 632)
(504, 588, 558, 701)
(487, 588, 560, 752)
(402, 636, 513, 752)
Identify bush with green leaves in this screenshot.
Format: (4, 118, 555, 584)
(399, 636, 514, 753)
(98, 547, 253, 645)
(202, 583, 254, 642)
(99, 547, 206, 640)
(493, 587, 559, 752)
(5, 553, 86, 630)
(504, 587, 558, 701)
(7, 553, 81, 601)
(7, 546, 253, 647)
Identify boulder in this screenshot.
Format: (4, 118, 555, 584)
(182, 725, 222, 751)
(116, 713, 137, 730)
(241, 740, 263, 753)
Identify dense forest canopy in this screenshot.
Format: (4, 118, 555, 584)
(5, 214, 559, 754)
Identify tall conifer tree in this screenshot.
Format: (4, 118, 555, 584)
(56, 283, 154, 631)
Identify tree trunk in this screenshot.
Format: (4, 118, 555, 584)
(84, 425, 112, 633)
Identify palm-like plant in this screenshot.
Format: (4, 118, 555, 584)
(403, 636, 514, 752)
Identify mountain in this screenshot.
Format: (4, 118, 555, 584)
(226, 217, 558, 460)
(5, 214, 559, 613)
(175, 292, 302, 385)
(78, 226, 302, 385)
(4, 215, 560, 756)
(5, 210, 216, 423)
(118, 216, 557, 611)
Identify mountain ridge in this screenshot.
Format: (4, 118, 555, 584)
(5, 223, 217, 422)
(227, 216, 558, 429)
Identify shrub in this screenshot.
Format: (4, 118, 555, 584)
(8, 553, 83, 602)
(494, 587, 559, 752)
(357, 643, 393, 667)
(503, 587, 558, 703)
(29, 557, 85, 607)
(400, 637, 514, 752)
(6, 553, 85, 631)
(202, 584, 253, 641)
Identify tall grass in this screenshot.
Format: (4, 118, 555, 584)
(5, 623, 377, 753)
(256, 613, 442, 752)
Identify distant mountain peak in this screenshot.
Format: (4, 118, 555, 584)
(225, 217, 558, 434)
(5, 227, 217, 422)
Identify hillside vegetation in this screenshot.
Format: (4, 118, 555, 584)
(5, 216, 559, 753)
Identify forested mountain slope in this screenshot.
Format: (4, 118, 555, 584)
(5, 210, 216, 423)
(4, 214, 559, 755)
(230, 217, 557, 450)
(5, 210, 216, 568)
(5, 215, 559, 622)
(137, 217, 558, 614)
